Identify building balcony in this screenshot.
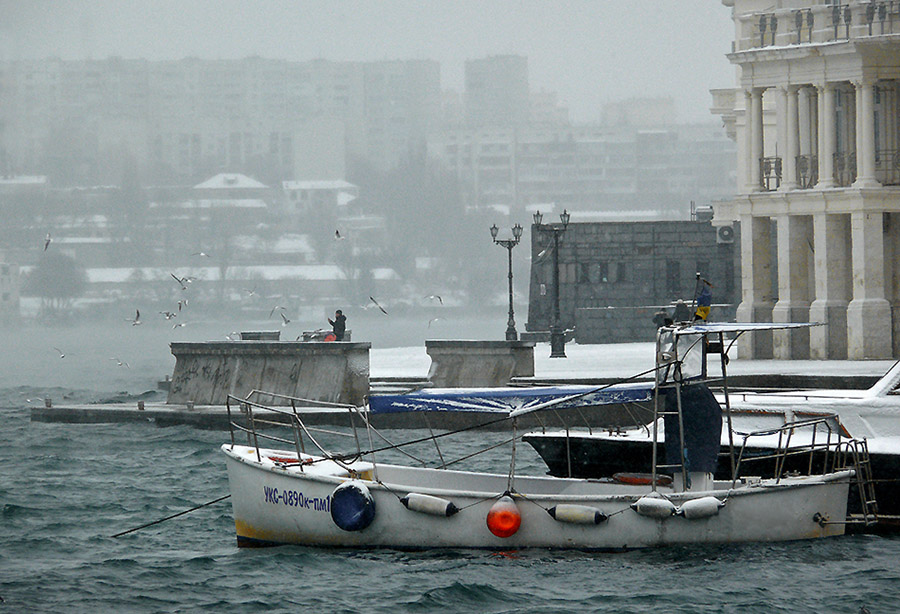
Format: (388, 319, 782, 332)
(734, 1, 900, 53)
(752, 150, 900, 191)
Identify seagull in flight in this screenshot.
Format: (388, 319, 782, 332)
(171, 273, 189, 291)
(269, 305, 286, 318)
(425, 294, 443, 305)
(110, 357, 130, 368)
(192, 251, 210, 257)
(177, 299, 188, 312)
(53, 347, 66, 358)
(334, 229, 345, 240)
(244, 286, 258, 298)
(43, 232, 52, 251)
(280, 312, 291, 327)
(428, 317, 441, 328)
(126, 310, 142, 326)
(159, 310, 177, 320)
(368, 296, 388, 315)
(172, 322, 187, 329)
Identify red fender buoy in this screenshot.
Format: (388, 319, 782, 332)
(486, 495, 521, 538)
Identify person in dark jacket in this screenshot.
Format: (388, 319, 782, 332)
(328, 309, 347, 341)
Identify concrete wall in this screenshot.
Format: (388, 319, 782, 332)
(527, 220, 741, 344)
(425, 340, 535, 388)
(167, 341, 370, 406)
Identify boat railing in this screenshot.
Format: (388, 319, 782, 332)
(733, 416, 849, 482)
(731, 416, 878, 526)
(225, 393, 368, 473)
(225, 391, 538, 481)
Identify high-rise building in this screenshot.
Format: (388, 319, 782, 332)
(0, 57, 441, 186)
(714, 0, 900, 359)
(464, 55, 530, 127)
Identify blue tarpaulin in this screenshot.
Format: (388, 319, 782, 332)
(368, 382, 654, 416)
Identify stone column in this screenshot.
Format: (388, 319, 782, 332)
(741, 89, 755, 193)
(772, 215, 812, 358)
(798, 86, 812, 179)
(809, 213, 850, 359)
(750, 88, 765, 192)
(816, 83, 836, 188)
(735, 215, 775, 358)
(781, 86, 800, 190)
(847, 211, 892, 358)
(853, 79, 881, 188)
(775, 86, 788, 190)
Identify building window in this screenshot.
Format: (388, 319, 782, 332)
(579, 263, 591, 283)
(666, 260, 681, 295)
(597, 261, 609, 283)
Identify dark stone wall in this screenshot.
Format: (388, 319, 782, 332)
(526, 220, 741, 344)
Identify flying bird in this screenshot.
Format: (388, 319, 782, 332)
(334, 230, 345, 240)
(280, 312, 291, 326)
(425, 294, 443, 305)
(172, 322, 187, 329)
(368, 296, 388, 315)
(243, 286, 258, 298)
(192, 251, 210, 257)
(428, 317, 441, 328)
(53, 347, 66, 358)
(177, 299, 188, 312)
(159, 310, 177, 320)
(110, 357, 130, 368)
(171, 273, 188, 290)
(269, 305, 286, 318)
(126, 310, 142, 326)
(43, 232, 52, 251)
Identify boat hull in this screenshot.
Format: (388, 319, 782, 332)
(524, 433, 900, 517)
(223, 444, 849, 549)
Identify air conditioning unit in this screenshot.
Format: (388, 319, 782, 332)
(716, 224, 735, 244)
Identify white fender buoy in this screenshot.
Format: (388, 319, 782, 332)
(331, 480, 376, 531)
(548, 504, 608, 525)
(678, 496, 725, 519)
(486, 495, 521, 538)
(400, 493, 459, 517)
(631, 493, 676, 519)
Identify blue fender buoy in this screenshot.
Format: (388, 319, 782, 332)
(331, 480, 376, 532)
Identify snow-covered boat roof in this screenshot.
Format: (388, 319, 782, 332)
(673, 322, 823, 336)
(368, 382, 654, 417)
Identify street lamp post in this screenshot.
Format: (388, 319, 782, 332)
(490, 222, 524, 341)
(533, 209, 570, 358)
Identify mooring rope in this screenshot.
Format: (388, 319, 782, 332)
(111, 494, 231, 538)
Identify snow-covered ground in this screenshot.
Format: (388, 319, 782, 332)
(372, 341, 897, 381)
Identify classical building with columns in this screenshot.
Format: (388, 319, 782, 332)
(715, 0, 900, 359)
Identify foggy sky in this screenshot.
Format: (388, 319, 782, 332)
(0, 0, 735, 124)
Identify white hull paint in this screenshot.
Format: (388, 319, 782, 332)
(223, 444, 850, 549)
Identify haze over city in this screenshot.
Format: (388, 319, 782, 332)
(1, 0, 735, 123)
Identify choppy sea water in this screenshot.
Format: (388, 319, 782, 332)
(2, 319, 900, 614)
(3, 390, 900, 614)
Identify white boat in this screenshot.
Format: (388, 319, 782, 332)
(524, 325, 900, 519)
(221, 322, 868, 549)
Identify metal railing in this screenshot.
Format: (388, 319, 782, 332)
(759, 156, 782, 191)
(225, 392, 364, 471)
(875, 148, 900, 185)
(834, 151, 857, 186)
(797, 153, 818, 188)
(731, 415, 877, 525)
(744, 2, 900, 50)
(224, 391, 517, 474)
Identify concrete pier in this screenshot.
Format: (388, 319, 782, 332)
(167, 340, 371, 406)
(425, 340, 535, 387)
